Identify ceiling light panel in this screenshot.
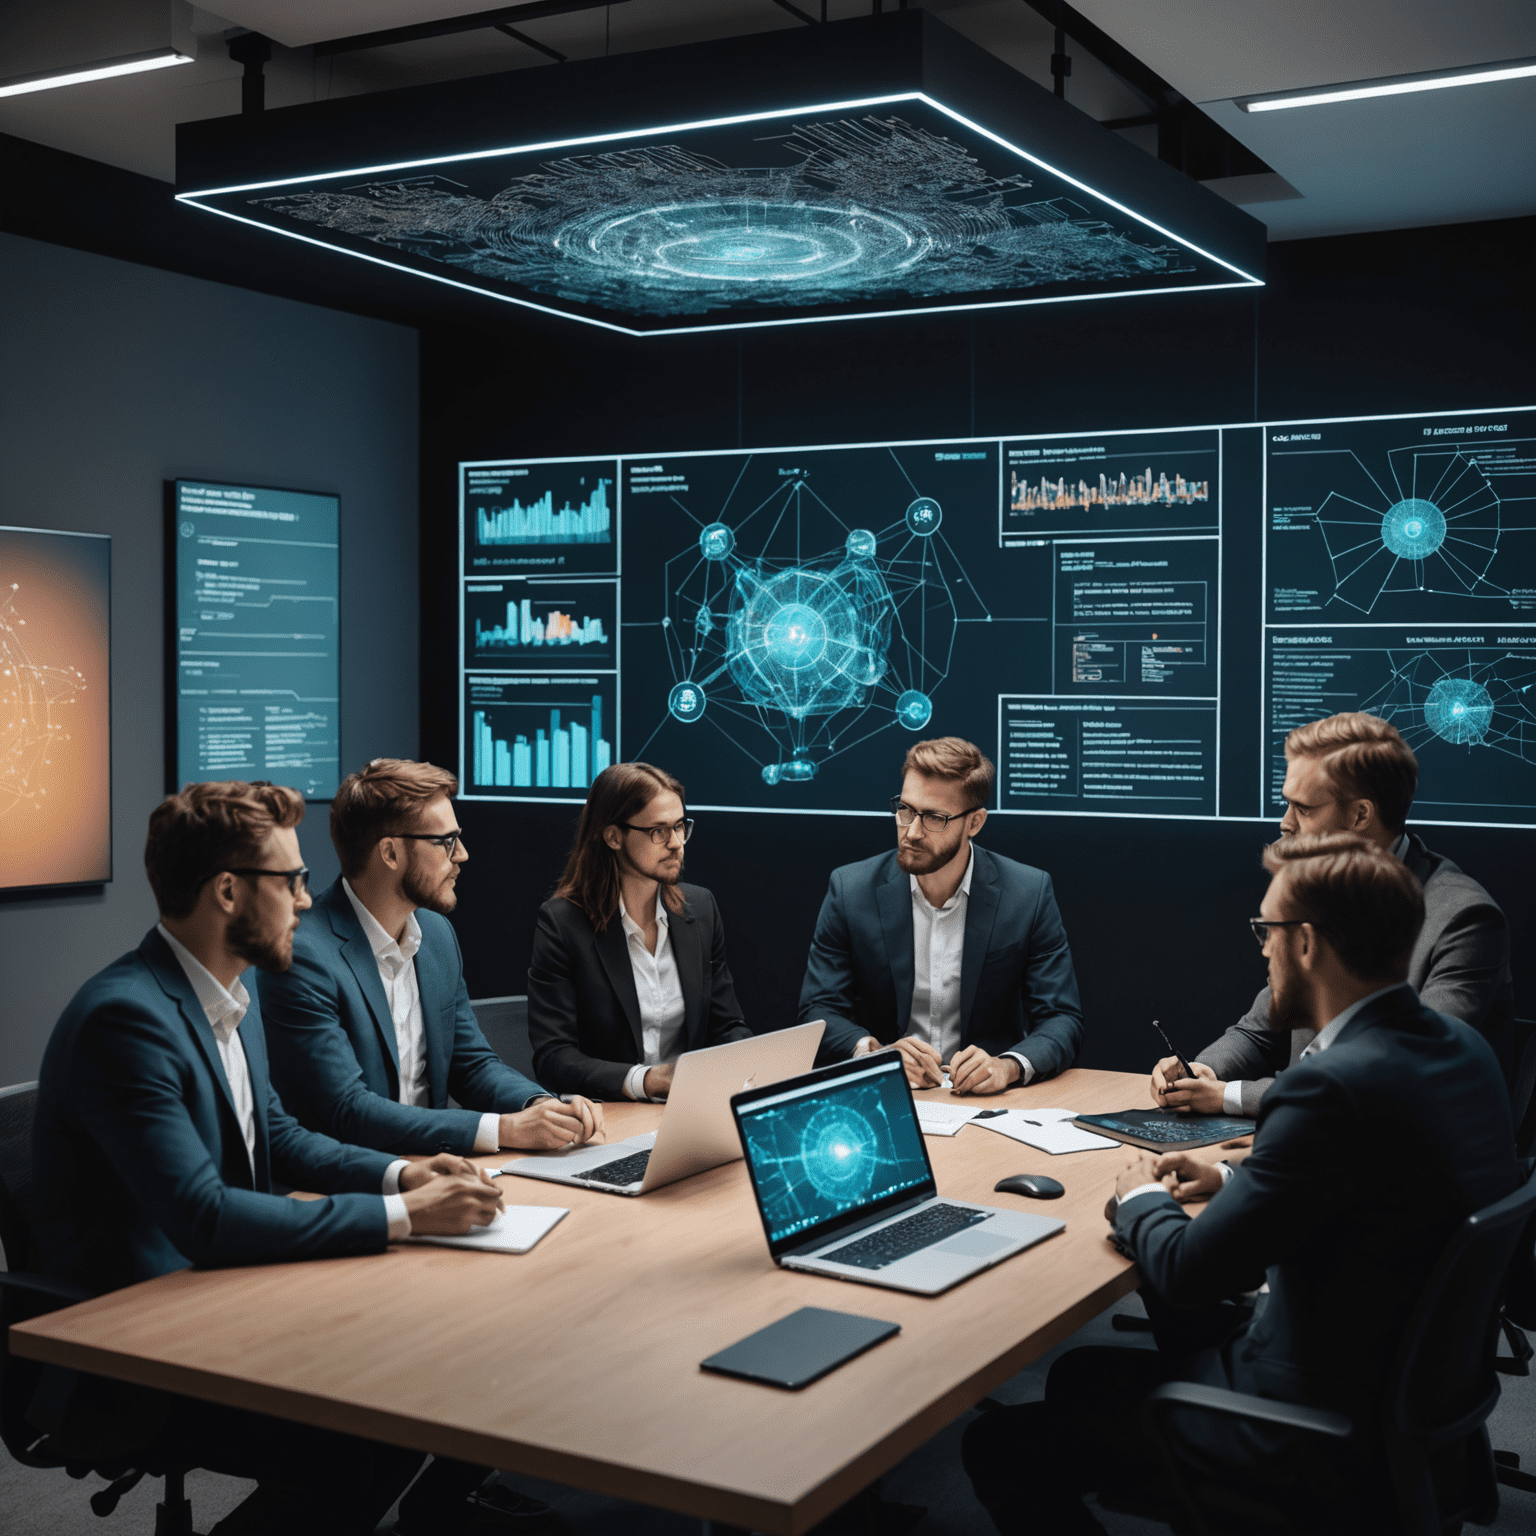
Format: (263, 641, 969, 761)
(1238, 56, 1536, 113)
(177, 12, 1263, 335)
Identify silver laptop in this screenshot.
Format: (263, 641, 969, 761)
(503, 1021, 824, 1196)
(731, 1052, 1063, 1295)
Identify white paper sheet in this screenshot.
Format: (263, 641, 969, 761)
(402, 1205, 569, 1253)
(915, 1101, 984, 1137)
(974, 1109, 1119, 1155)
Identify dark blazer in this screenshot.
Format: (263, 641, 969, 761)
(527, 883, 752, 1099)
(30, 929, 397, 1455)
(259, 878, 548, 1155)
(796, 845, 1083, 1075)
(1197, 834, 1516, 1112)
(1116, 985, 1519, 1468)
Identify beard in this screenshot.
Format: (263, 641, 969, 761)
(620, 844, 683, 886)
(1268, 955, 1312, 1034)
(227, 906, 295, 974)
(897, 835, 964, 876)
(403, 859, 457, 915)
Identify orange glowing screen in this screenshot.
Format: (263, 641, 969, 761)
(0, 527, 111, 890)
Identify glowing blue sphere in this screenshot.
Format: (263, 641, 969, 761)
(905, 498, 942, 537)
(896, 689, 933, 731)
(763, 603, 828, 671)
(1381, 499, 1446, 560)
(668, 681, 707, 723)
(1424, 677, 1492, 744)
(699, 522, 735, 561)
(846, 528, 878, 561)
(799, 1104, 876, 1202)
(761, 758, 818, 785)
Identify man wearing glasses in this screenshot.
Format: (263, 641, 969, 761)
(527, 761, 752, 1099)
(798, 737, 1082, 1093)
(261, 759, 604, 1160)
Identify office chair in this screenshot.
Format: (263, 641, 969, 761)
(1509, 1019, 1536, 1160)
(1130, 1161, 1536, 1536)
(0, 1081, 197, 1536)
(470, 995, 538, 1081)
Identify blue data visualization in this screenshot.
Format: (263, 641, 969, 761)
(738, 1070, 930, 1246)
(467, 675, 615, 795)
(463, 459, 617, 576)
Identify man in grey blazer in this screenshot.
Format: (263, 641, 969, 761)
(1155, 712, 1514, 1116)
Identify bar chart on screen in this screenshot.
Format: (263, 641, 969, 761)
(466, 675, 615, 797)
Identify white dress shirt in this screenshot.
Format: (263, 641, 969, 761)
(899, 847, 1035, 1084)
(342, 880, 501, 1154)
(620, 894, 686, 1102)
(157, 923, 411, 1238)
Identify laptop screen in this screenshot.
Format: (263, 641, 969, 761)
(732, 1054, 935, 1257)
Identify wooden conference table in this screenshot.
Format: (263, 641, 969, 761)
(12, 1068, 1161, 1535)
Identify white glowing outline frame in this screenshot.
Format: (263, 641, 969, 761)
(176, 91, 1263, 336)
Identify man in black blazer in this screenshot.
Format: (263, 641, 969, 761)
(261, 758, 604, 1155)
(798, 738, 1081, 1093)
(528, 762, 751, 1100)
(963, 830, 1520, 1534)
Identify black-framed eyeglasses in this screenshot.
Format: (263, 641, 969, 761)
(222, 866, 311, 897)
(392, 830, 466, 857)
(619, 817, 694, 846)
(890, 796, 982, 833)
(1249, 917, 1311, 947)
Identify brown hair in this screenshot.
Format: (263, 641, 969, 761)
(1285, 712, 1418, 835)
(553, 762, 686, 929)
(330, 759, 458, 878)
(903, 736, 995, 808)
(145, 781, 305, 919)
(1262, 830, 1424, 983)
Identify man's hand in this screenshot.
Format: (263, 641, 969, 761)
(642, 1062, 676, 1100)
(499, 1097, 605, 1150)
(885, 1036, 945, 1089)
(948, 1045, 1020, 1096)
(1152, 1151, 1226, 1203)
(401, 1173, 504, 1235)
(398, 1152, 482, 1190)
(1151, 1056, 1225, 1115)
(1113, 1150, 1162, 1203)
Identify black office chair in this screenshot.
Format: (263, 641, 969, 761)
(0, 1081, 196, 1536)
(1508, 1019, 1536, 1159)
(470, 995, 537, 1081)
(1130, 1162, 1536, 1536)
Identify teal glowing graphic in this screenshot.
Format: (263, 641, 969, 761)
(1424, 676, 1493, 744)
(475, 600, 608, 650)
(896, 689, 934, 730)
(473, 695, 611, 788)
(477, 479, 612, 545)
(699, 522, 735, 560)
(800, 1104, 878, 1202)
(906, 497, 942, 537)
(668, 681, 706, 722)
(1381, 498, 1447, 560)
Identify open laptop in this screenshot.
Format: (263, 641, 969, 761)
(730, 1052, 1064, 1295)
(503, 1021, 824, 1196)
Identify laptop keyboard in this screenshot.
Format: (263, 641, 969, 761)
(571, 1149, 651, 1186)
(821, 1203, 990, 1270)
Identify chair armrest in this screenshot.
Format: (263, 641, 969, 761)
(1145, 1380, 1353, 1438)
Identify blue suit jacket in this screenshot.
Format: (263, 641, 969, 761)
(796, 845, 1083, 1075)
(259, 878, 548, 1154)
(1115, 985, 1519, 1475)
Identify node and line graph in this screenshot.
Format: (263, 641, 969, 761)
(634, 449, 991, 786)
(1360, 647, 1536, 762)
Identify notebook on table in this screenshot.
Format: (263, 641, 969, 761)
(1073, 1109, 1256, 1152)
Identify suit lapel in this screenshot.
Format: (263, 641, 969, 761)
(669, 901, 704, 1045)
(595, 916, 645, 1056)
(239, 993, 273, 1190)
(411, 927, 454, 1108)
(326, 883, 402, 1085)
(959, 847, 1001, 1031)
(875, 857, 916, 1033)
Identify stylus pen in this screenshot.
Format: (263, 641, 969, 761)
(1152, 1019, 1193, 1084)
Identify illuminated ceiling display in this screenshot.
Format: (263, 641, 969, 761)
(176, 13, 1264, 335)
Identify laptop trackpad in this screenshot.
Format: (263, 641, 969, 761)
(933, 1230, 1013, 1259)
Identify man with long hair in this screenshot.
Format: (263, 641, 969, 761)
(261, 758, 603, 1158)
(527, 762, 752, 1100)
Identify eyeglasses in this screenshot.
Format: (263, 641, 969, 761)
(391, 830, 465, 857)
(890, 797, 982, 833)
(223, 866, 311, 897)
(620, 817, 695, 846)
(1248, 917, 1311, 947)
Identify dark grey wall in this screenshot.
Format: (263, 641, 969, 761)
(0, 231, 419, 1085)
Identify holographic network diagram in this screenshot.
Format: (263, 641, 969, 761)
(1361, 648, 1536, 764)
(0, 581, 86, 820)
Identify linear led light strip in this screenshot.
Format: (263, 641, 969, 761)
(0, 47, 193, 99)
(1238, 56, 1536, 112)
(176, 91, 1263, 288)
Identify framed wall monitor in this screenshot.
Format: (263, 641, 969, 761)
(458, 403, 1536, 830)
(0, 525, 111, 892)
(168, 479, 340, 799)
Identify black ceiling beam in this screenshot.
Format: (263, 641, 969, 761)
(313, 0, 630, 58)
(495, 23, 566, 63)
(769, 0, 820, 23)
(1016, 0, 1176, 113)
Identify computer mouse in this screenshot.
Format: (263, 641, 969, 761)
(994, 1173, 1064, 1200)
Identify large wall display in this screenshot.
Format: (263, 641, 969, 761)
(0, 525, 111, 891)
(459, 404, 1536, 829)
(170, 480, 341, 799)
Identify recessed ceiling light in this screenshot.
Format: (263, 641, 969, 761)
(0, 47, 194, 100)
(1238, 56, 1536, 113)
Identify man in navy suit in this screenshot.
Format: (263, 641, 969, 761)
(962, 831, 1521, 1533)
(798, 737, 1082, 1093)
(30, 781, 512, 1535)
(261, 759, 604, 1156)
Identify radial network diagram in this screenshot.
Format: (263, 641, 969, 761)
(1309, 443, 1523, 615)
(0, 583, 86, 819)
(633, 452, 989, 785)
(1358, 648, 1536, 763)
